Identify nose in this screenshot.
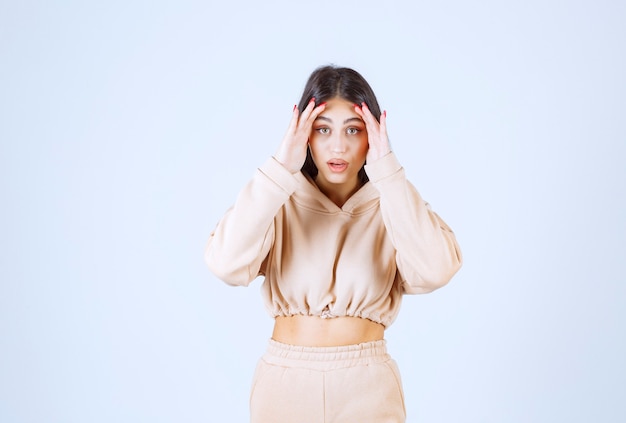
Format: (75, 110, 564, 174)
(330, 133, 347, 153)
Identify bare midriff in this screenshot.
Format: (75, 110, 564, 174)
(272, 315, 385, 347)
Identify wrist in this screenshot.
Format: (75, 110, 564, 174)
(367, 147, 391, 163)
(273, 154, 300, 174)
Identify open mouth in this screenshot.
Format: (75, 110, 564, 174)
(327, 159, 348, 172)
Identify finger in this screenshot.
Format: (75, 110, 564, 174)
(355, 103, 378, 136)
(356, 103, 381, 147)
(359, 102, 379, 128)
(299, 101, 327, 133)
(353, 104, 376, 133)
(353, 103, 365, 120)
(286, 104, 300, 134)
(304, 101, 327, 126)
(379, 109, 387, 135)
(298, 97, 318, 123)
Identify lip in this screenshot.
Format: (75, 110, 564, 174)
(327, 159, 348, 173)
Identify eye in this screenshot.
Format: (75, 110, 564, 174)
(316, 127, 330, 135)
(346, 127, 360, 135)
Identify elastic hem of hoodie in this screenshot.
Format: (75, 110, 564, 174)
(270, 309, 391, 328)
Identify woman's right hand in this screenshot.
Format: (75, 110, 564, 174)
(274, 98, 327, 173)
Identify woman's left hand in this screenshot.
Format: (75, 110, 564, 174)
(354, 102, 391, 163)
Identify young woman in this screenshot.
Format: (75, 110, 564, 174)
(205, 65, 462, 423)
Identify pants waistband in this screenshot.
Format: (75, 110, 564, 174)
(263, 339, 390, 371)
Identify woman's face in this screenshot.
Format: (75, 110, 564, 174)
(308, 97, 369, 200)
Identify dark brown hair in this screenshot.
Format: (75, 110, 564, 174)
(298, 66, 382, 184)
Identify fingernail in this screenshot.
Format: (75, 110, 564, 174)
(293, 104, 297, 111)
(361, 102, 367, 107)
(383, 110, 387, 117)
(354, 103, 361, 109)
(310, 97, 316, 102)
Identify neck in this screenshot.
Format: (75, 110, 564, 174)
(314, 177, 362, 208)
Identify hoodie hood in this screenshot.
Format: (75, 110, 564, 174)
(292, 172, 380, 215)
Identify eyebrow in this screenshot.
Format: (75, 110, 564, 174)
(315, 116, 364, 124)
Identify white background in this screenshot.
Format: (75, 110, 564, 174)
(1, 1, 624, 422)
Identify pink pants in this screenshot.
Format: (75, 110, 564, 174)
(250, 339, 406, 423)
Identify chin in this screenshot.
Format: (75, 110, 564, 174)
(326, 174, 355, 186)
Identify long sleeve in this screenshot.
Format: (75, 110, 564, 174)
(204, 157, 299, 286)
(365, 152, 462, 294)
